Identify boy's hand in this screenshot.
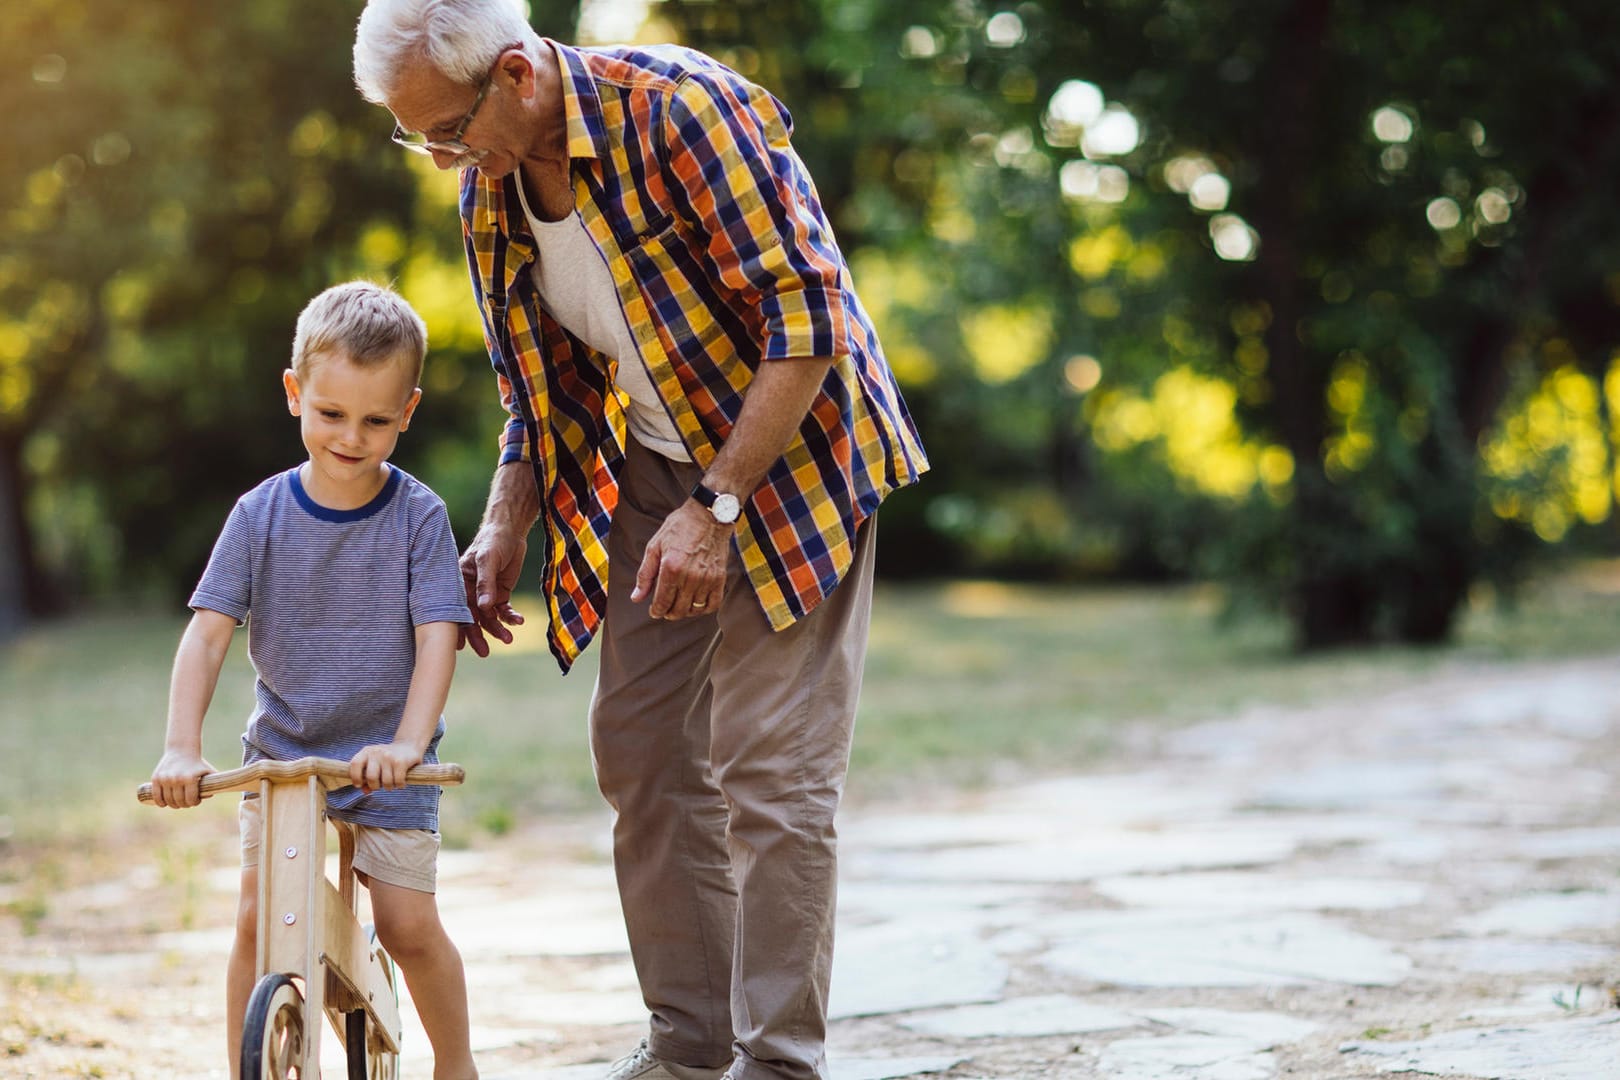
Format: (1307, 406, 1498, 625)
(349, 742, 425, 792)
(150, 752, 216, 808)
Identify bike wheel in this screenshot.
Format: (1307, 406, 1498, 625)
(345, 925, 399, 1080)
(241, 973, 305, 1080)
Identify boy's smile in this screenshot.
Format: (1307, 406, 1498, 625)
(283, 351, 422, 510)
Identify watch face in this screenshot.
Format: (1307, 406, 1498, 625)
(712, 493, 741, 523)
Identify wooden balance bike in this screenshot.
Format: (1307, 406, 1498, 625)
(138, 756, 464, 1079)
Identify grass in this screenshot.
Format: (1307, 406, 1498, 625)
(2, 563, 1617, 856)
(853, 565, 1620, 792)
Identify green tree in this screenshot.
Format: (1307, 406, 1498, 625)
(1064, 0, 1620, 644)
(0, 0, 578, 627)
(662, 0, 1620, 645)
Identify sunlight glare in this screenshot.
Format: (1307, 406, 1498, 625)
(1371, 105, 1414, 143)
(1164, 154, 1215, 194)
(1210, 215, 1259, 261)
(1426, 197, 1462, 230)
(577, 0, 648, 44)
(1475, 188, 1512, 225)
(1060, 161, 1129, 204)
(1048, 79, 1104, 129)
(1188, 173, 1230, 211)
(986, 12, 1026, 47)
(994, 128, 1036, 167)
(900, 26, 941, 59)
(1081, 106, 1141, 157)
(1065, 355, 1103, 394)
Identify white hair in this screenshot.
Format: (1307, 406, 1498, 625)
(353, 0, 536, 103)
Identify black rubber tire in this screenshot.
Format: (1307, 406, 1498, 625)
(346, 1009, 368, 1080)
(347, 923, 399, 1080)
(240, 972, 304, 1080)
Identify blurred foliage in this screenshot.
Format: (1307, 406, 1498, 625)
(3, 0, 1620, 648)
(0, 0, 579, 608)
(658, 0, 1620, 645)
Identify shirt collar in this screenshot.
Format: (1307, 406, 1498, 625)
(544, 38, 606, 162)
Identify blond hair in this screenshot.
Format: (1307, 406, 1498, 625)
(291, 281, 428, 382)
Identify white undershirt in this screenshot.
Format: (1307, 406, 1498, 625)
(514, 181, 691, 462)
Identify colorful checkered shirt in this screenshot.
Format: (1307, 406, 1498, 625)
(461, 40, 929, 671)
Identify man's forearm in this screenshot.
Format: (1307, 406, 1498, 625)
(701, 356, 835, 501)
(484, 460, 541, 534)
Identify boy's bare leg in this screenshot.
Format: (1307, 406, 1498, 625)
(368, 878, 478, 1080)
(226, 868, 257, 1080)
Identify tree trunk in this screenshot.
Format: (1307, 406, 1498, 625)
(0, 436, 36, 639)
(1246, 0, 1370, 647)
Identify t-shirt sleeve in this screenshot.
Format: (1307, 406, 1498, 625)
(189, 500, 253, 624)
(410, 501, 475, 626)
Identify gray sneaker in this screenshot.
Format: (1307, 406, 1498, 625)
(604, 1040, 729, 1080)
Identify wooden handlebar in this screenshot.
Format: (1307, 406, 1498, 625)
(137, 757, 465, 804)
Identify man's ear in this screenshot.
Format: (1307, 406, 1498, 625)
(283, 369, 302, 415)
(498, 46, 536, 99)
(399, 387, 424, 431)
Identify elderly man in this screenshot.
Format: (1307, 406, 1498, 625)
(353, 3, 927, 1079)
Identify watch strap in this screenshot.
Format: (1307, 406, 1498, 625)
(690, 480, 721, 509)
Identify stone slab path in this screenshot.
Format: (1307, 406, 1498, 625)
(4, 655, 1619, 1078)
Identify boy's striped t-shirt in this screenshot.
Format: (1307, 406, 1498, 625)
(189, 465, 472, 830)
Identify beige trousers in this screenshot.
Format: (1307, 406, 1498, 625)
(589, 435, 875, 1080)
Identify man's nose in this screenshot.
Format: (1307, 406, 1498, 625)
(430, 148, 459, 170)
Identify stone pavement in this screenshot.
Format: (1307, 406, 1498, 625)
(6, 655, 1620, 1078)
(444, 656, 1620, 1079)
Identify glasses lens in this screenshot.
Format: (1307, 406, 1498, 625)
(391, 127, 437, 154)
(392, 128, 472, 157)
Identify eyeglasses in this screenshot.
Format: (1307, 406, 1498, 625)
(391, 64, 497, 157)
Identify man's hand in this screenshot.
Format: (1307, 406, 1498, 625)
(460, 462, 539, 656)
(459, 520, 528, 656)
(632, 500, 733, 619)
(149, 751, 216, 809)
(628, 355, 830, 623)
(349, 742, 425, 793)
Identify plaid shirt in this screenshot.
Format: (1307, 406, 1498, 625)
(461, 41, 928, 672)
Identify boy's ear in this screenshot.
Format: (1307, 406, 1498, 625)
(398, 387, 423, 431)
(283, 369, 302, 415)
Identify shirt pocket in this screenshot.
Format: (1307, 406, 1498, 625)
(620, 216, 748, 366)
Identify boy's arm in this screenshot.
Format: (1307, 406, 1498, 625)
(350, 621, 459, 792)
(150, 609, 238, 808)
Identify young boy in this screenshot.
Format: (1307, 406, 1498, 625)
(148, 280, 479, 1080)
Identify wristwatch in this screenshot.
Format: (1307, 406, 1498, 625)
(690, 480, 741, 525)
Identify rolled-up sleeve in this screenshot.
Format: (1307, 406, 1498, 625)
(662, 70, 850, 362)
(496, 367, 532, 465)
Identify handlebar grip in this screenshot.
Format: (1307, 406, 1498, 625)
(137, 757, 465, 804)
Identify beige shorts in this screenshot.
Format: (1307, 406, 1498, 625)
(239, 797, 439, 894)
